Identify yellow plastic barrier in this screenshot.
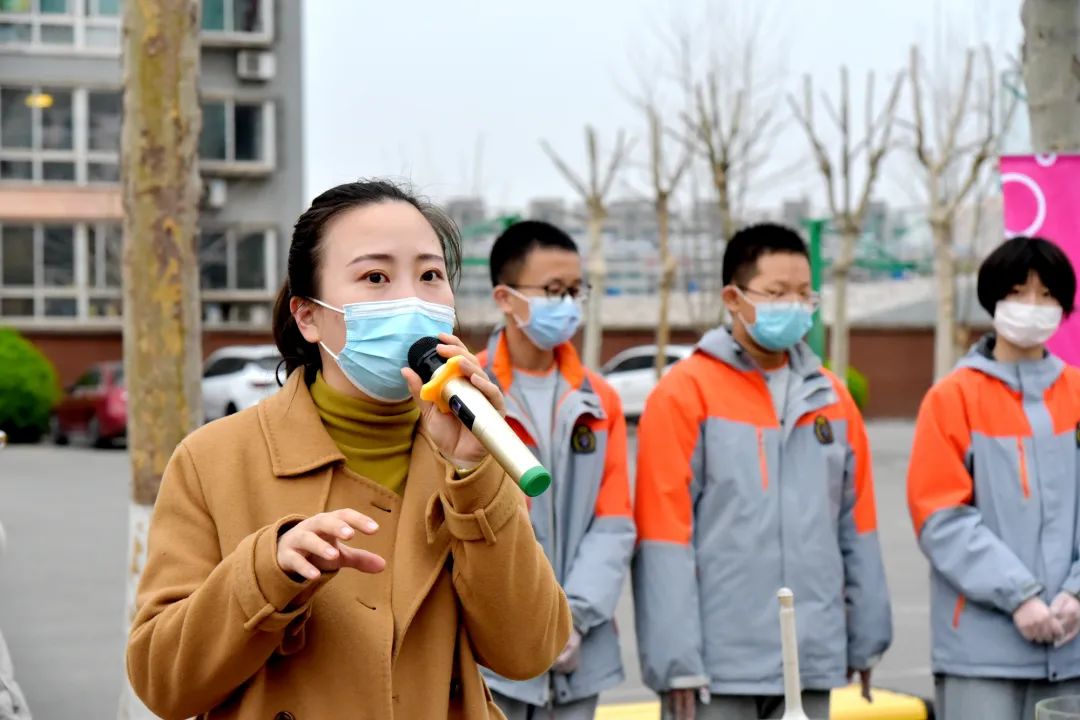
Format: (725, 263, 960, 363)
(595, 686, 929, 720)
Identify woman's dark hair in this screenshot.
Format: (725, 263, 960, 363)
(272, 179, 462, 385)
(977, 236, 1076, 317)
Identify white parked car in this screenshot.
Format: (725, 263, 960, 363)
(601, 344, 695, 420)
(202, 344, 283, 422)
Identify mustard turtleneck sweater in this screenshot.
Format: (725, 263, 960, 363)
(309, 372, 419, 495)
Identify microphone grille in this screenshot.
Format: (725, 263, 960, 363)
(407, 336, 441, 377)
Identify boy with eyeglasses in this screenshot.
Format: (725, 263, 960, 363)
(633, 223, 892, 720)
(476, 220, 635, 720)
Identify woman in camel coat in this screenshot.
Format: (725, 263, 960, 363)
(126, 180, 571, 719)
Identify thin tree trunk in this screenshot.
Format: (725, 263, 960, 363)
(655, 197, 675, 379)
(582, 208, 606, 371)
(1022, 0, 1080, 152)
(932, 221, 958, 382)
(118, 0, 203, 717)
(714, 166, 734, 328)
(830, 229, 858, 387)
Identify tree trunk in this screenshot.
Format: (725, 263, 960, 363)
(830, 229, 858, 387)
(582, 207, 606, 371)
(932, 221, 958, 382)
(1022, 0, 1080, 152)
(714, 165, 734, 328)
(655, 196, 675, 380)
(118, 0, 203, 717)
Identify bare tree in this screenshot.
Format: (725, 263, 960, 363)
(118, 0, 203, 717)
(1021, 0, 1080, 151)
(541, 128, 632, 370)
(642, 105, 693, 378)
(909, 44, 1017, 380)
(789, 69, 904, 384)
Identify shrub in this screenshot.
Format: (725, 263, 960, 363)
(0, 328, 60, 442)
(824, 361, 870, 411)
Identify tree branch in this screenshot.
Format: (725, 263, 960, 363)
(540, 139, 589, 198)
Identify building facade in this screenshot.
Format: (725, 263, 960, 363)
(0, 0, 303, 385)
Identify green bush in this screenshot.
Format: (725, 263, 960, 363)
(824, 360, 870, 411)
(0, 328, 60, 442)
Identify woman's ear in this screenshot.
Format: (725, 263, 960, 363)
(290, 297, 320, 344)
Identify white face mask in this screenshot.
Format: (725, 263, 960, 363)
(993, 300, 1063, 349)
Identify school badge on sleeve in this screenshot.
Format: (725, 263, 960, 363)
(571, 424, 597, 454)
(814, 415, 835, 445)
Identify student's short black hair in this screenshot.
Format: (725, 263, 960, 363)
(721, 223, 809, 287)
(489, 220, 579, 287)
(977, 236, 1076, 317)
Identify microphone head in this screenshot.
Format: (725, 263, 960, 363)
(408, 336, 444, 383)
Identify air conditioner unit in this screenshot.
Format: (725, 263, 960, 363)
(203, 178, 227, 209)
(236, 50, 276, 81)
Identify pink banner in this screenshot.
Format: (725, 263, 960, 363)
(1000, 154, 1080, 366)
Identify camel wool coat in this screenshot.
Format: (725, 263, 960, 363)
(126, 371, 571, 719)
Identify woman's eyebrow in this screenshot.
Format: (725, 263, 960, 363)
(415, 253, 446, 265)
(347, 253, 395, 267)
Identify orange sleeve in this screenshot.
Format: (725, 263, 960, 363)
(594, 378, 633, 519)
(907, 380, 974, 536)
(835, 380, 877, 534)
(635, 365, 706, 544)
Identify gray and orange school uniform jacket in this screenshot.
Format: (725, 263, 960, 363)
(908, 335, 1080, 681)
(477, 330, 636, 706)
(633, 326, 892, 695)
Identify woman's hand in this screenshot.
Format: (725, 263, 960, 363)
(276, 509, 386, 580)
(401, 332, 506, 469)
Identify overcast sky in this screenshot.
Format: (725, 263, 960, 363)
(302, 0, 1025, 215)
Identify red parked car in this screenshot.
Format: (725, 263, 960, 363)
(51, 362, 127, 447)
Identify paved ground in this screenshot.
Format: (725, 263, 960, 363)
(0, 422, 928, 718)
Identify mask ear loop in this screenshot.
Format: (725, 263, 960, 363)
(304, 297, 344, 359)
(502, 286, 533, 328)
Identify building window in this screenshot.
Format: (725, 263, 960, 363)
(0, 222, 79, 318)
(200, 0, 272, 44)
(0, 0, 84, 49)
(0, 85, 79, 183)
(0, 84, 121, 185)
(199, 99, 274, 174)
(0, 222, 277, 326)
(198, 227, 273, 292)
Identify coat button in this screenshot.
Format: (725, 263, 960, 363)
(275, 713, 295, 720)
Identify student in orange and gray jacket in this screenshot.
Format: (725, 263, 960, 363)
(633, 224, 891, 720)
(478, 221, 635, 720)
(908, 236, 1080, 720)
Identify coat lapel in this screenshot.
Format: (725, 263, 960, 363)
(391, 430, 452, 661)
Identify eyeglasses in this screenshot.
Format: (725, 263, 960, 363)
(739, 286, 820, 308)
(509, 283, 591, 302)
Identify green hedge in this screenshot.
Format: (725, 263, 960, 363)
(824, 361, 869, 411)
(0, 328, 60, 442)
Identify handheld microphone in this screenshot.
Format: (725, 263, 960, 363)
(407, 337, 552, 497)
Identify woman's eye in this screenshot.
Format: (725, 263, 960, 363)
(364, 272, 388, 284)
(421, 269, 444, 282)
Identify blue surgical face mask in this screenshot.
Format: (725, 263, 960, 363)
(312, 296, 456, 402)
(739, 292, 814, 352)
(509, 289, 582, 350)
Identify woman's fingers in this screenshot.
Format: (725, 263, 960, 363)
(469, 371, 506, 416)
(279, 548, 321, 581)
(329, 508, 379, 536)
(337, 542, 386, 574)
(286, 529, 340, 562)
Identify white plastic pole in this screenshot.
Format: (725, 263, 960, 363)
(779, 588, 810, 720)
